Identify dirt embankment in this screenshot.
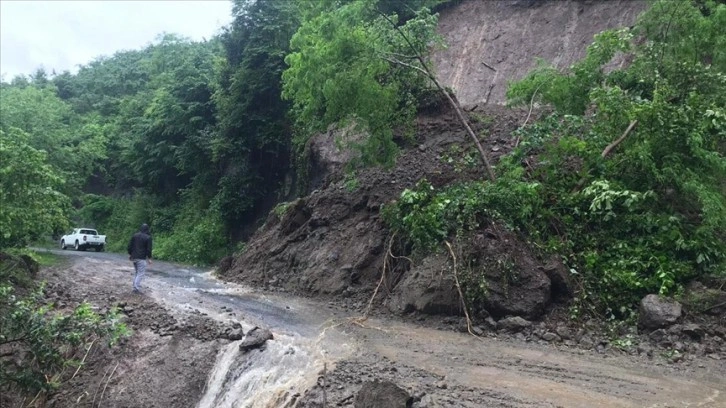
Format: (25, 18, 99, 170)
(220, 105, 536, 313)
(432, 0, 647, 106)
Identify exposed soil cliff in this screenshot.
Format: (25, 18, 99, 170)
(432, 0, 646, 106)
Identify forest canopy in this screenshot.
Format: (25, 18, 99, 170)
(0, 0, 447, 264)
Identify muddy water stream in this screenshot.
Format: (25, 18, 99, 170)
(138, 266, 355, 408)
(197, 335, 315, 408)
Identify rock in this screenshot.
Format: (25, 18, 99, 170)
(388, 256, 463, 316)
(542, 332, 561, 342)
(681, 324, 705, 341)
(472, 326, 485, 336)
(638, 294, 682, 330)
(354, 380, 411, 408)
(637, 343, 653, 356)
(579, 336, 595, 349)
(227, 328, 244, 341)
(483, 317, 498, 331)
(470, 232, 552, 318)
(541, 259, 574, 300)
(218, 256, 234, 274)
(555, 325, 572, 340)
(648, 328, 668, 343)
(497, 316, 532, 333)
(417, 394, 439, 408)
(239, 327, 273, 352)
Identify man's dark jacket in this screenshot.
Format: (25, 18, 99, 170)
(127, 227, 152, 260)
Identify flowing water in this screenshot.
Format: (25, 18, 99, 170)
(197, 333, 320, 408)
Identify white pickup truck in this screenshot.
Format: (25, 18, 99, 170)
(60, 228, 106, 252)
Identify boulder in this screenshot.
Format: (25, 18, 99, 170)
(467, 230, 551, 318)
(638, 294, 682, 330)
(497, 316, 532, 333)
(227, 328, 244, 341)
(239, 327, 273, 352)
(541, 259, 573, 300)
(354, 380, 411, 408)
(387, 255, 463, 316)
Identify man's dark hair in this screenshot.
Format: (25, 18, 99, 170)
(140, 223, 150, 234)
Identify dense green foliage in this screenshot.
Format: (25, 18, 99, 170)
(0, 128, 71, 248)
(283, 0, 440, 168)
(0, 251, 129, 395)
(385, 0, 726, 317)
(0, 0, 446, 265)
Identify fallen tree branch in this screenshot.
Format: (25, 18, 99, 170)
(70, 339, 95, 381)
(515, 83, 544, 147)
(444, 241, 476, 337)
(377, 11, 496, 181)
(571, 120, 638, 193)
(97, 361, 118, 408)
(701, 301, 726, 314)
(360, 233, 396, 321)
(601, 120, 638, 158)
(482, 61, 497, 72)
(484, 83, 495, 105)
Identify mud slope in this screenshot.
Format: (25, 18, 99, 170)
(432, 0, 647, 106)
(222, 106, 527, 302)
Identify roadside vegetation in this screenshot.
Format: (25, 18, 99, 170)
(0, 249, 129, 400)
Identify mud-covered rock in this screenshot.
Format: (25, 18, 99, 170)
(497, 316, 532, 333)
(541, 259, 573, 300)
(465, 229, 551, 318)
(307, 123, 366, 191)
(227, 327, 244, 341)
(239, 327, 274, 352)
(638, 294, 682, 330)
(387, 255, 462, 316)
(354, 380, 411, 408)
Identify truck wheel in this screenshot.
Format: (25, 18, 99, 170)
(61, 240, 66, 250)
(96, 245, 105, 252)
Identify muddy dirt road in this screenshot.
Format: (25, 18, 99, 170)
(40, 250, 726, 408)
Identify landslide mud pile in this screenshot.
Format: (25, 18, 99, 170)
(221, 105, 561, 318)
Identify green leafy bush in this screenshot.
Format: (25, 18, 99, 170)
(0, 253, 129, 395)
(0, 128, 71, 248)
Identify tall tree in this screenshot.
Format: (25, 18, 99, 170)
(211, 0, 300, 233)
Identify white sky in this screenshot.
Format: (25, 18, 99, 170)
(0, 0, 233, 80)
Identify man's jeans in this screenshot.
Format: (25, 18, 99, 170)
(133, 259, 147, 291)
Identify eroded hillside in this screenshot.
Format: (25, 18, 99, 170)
(224, 0, 649, 315)
(433, 0, 646, 106)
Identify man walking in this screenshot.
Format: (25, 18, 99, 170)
(127, 223, 152, 293)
